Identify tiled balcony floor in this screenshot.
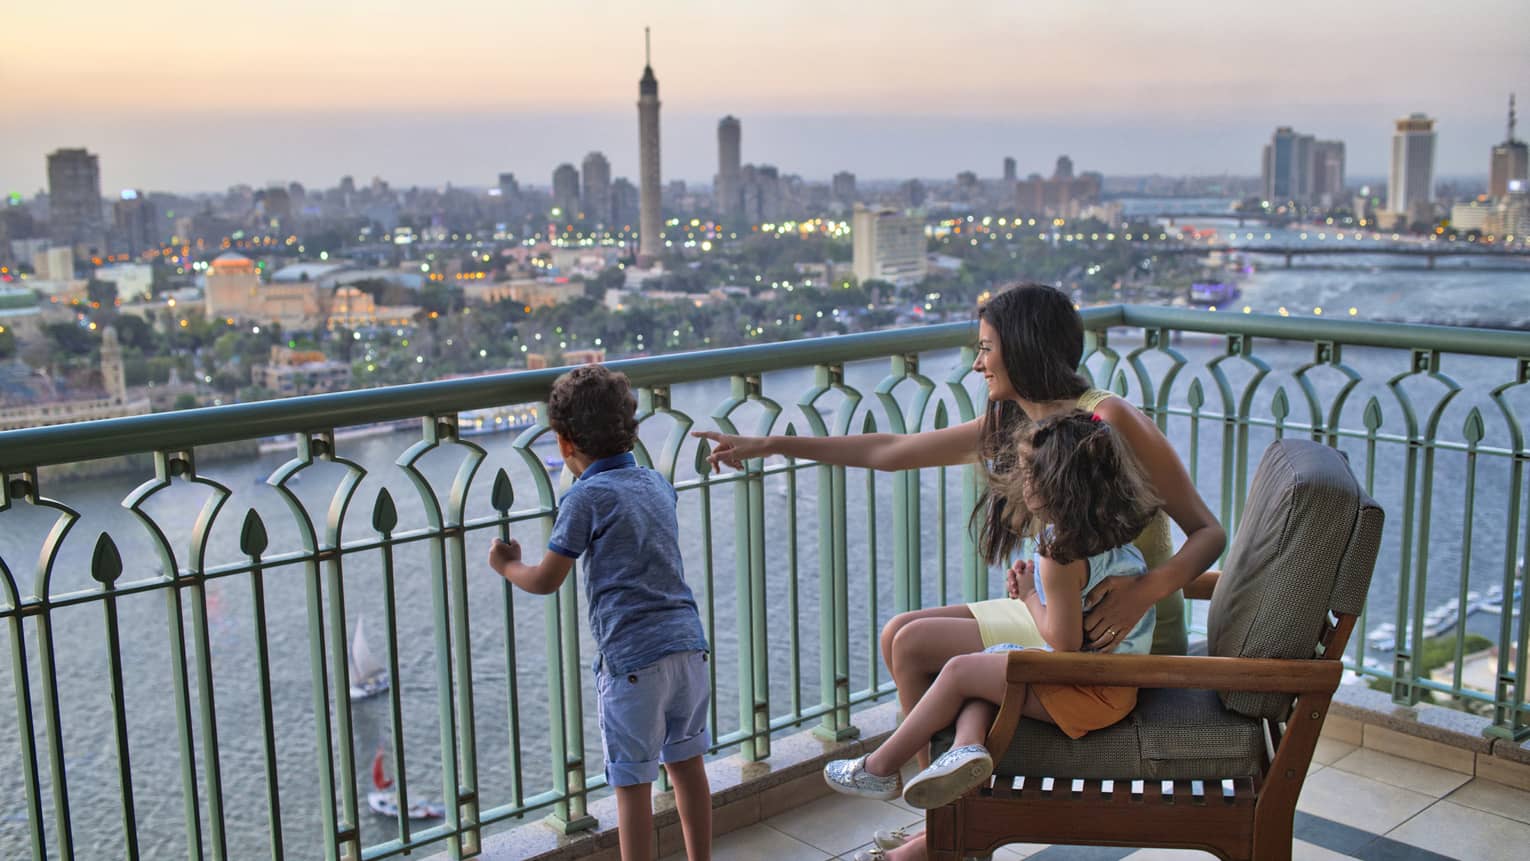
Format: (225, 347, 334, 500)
(663, 740, 1530, 861)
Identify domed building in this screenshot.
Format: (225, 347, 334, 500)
(204, 251, 261, 321)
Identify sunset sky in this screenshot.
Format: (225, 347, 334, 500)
(4, 1, 1527, 193)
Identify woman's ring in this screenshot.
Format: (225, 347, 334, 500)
(1106, 628, 1118, 638)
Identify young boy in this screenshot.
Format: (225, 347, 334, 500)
(487, 364, 712, 861)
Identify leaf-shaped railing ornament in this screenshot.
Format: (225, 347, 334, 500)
(372, 488, 398, 535)
(1187, 377, 1205, 411)
(239, 509, 268, 558)
(1271, 387, 1290, 423)
(862, 410, 878, 433)
(491, 469, 514, 514)
(91, 533, 123, 586)
(1363, 396, 1384, 432)
(1463, 407, 1485, 446)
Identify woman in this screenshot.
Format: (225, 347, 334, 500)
(692, 284, 1225, 756)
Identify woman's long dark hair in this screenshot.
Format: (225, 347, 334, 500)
(996, 410, 1161, 564)
(973, 284, 1092, 565)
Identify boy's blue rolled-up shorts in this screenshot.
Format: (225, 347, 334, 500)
(596, 649, 710, 786)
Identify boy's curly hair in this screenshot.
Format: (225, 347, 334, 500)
(547, 365, 638, 459)
(993, 409, 1161, 564)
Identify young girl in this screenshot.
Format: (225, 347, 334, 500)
(823, 409, 1160, 861)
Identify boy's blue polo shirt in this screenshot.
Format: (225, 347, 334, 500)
(548, 452, 709, 675)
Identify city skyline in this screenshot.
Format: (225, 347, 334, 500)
(4, 1, 1527, 192)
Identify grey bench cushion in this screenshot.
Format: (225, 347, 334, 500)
(991, 688, 1266, 780)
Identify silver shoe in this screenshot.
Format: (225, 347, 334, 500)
(902, 744, 994, 809)
(873, 826, 913, 850)
(824, 755, 902, 800)
(852, 849, 888, 861)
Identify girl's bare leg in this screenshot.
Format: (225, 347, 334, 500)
(880, 607, 985, 766)
(863, 653, 1011, 777)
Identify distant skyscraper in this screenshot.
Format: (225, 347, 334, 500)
(552, 163, 580, 220)
(1054, 156, 1075, 180)
(47, 148, 105, 252)
(900, 179, 927, 208)
(1003, 157, 1017, 182)
(1389, 113, 1437, 217)
(1262, 127, 1315, 204)
(1311, 141, 1346, 206)
(582, 151, 612, 225)
(112, 190, 156, 257)
(832, 171, 857, 206)
(1490, 95, 1528, 199)
(611, 178, 639, 228)
(637, 27, 663, 264)
(716, 115, 742, 222)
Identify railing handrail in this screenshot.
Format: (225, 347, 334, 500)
(1118, 305, 1530, 358)
(6, 302, 1530, 472)
(0, 317, 1011, 472)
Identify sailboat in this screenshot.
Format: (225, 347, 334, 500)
(348, 617, 390, 701)
(366, 747, 446, 820)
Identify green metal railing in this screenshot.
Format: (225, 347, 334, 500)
(0, 305, 1527, 861)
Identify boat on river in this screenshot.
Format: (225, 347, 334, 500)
(348, 617, 389, 701)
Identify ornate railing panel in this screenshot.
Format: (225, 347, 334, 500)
(0, 306, 1527, 861)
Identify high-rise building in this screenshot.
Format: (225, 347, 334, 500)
(715, 116, 742, 222)
(496, 172, 523, 222)
(112, 189, 157, 258)
(1312, 141, 1346, 207)
(100, 325, 126, 403)
(582, 151, 612, 225)
(1013, 157, 1102, 217)
(1389, 113, 1436, 219)
(1003, 157, 1017, 182)
(1262, 127, 1315, 204)
(832, 171, 857, 206)
(851, 205, 927, 287)
(636, 28, 663, 264)
(47, 148, 106, 252)
(1490, 95, 1528, 200)
(611, 178, 640, 228)
(552, 163, 580, 220)
(900, 179, 927, 209)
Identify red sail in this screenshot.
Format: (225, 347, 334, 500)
(372, 749, 394, 790)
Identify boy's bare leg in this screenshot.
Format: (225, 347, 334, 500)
(664, 755, 712, 860)
(614, 783, 655, 861)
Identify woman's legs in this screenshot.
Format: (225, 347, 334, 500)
(863, 653, 1011, 778)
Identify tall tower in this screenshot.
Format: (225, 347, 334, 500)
(1388, 113, 1437, 218)
(1490, 94, 1528, 199)
(716, 116, 742, 223)
(637, 27, 663, 265)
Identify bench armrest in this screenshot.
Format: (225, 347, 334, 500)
(1182, 570, 1221, 601)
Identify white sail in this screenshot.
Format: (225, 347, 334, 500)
(350, 617, 386, 685)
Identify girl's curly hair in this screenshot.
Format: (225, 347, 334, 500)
(989, 409, 1161, 565)
(547, 365, 638, 459)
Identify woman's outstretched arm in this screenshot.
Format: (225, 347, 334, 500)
(691, 416, 982, 473)
(1084, 395, 1226, 650)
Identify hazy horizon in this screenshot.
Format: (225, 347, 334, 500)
(5, 1, 1527, 195)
